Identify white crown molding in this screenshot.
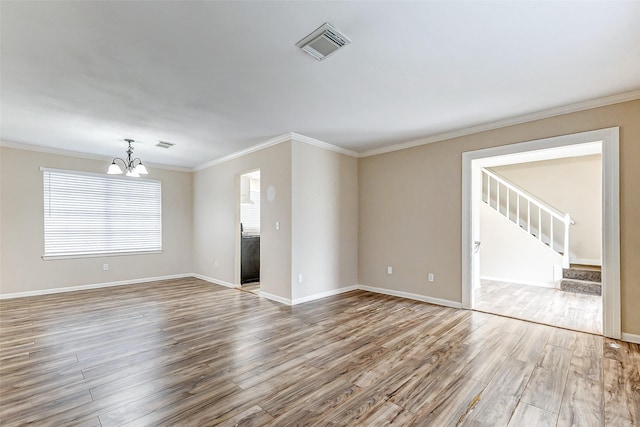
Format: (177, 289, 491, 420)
(360, 89, 640, 158)
(193, 132, 359, 171)
(193, 133, 293, 171)
(0, 140, 192, 172)
(4, 90, 637, 170)
(289, 132, 359, 157)
(0, 140, 113, 161)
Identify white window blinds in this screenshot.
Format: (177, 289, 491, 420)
(43, 168, 162, 258)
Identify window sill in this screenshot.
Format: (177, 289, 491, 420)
(42, 250, 163, 261)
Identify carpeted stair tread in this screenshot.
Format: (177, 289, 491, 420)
(563, 267, 601, 282)
(560, 278, 602, 296)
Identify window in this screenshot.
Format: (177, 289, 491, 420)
(42, 168, 162, 258)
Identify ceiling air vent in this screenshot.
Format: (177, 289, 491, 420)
(156, 141, 175, 149)
(296, 23, 351, 61)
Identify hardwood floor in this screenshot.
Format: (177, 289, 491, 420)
(475, 279, 603, 335)
(1, 277, 638, 426)
(240, 282, 260, 296)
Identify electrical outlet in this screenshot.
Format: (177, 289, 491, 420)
(298, 274, 303, 284)
(428, 273, 434, 282)
(276, 221, 280, 230)
(214, 260, 218, 268)
(387, 266, 393, 275)
(103, 264, 109, 271)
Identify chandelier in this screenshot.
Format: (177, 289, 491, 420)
(107, 139, 148, 177)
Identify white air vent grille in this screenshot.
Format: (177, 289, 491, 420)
(156, 141, 175, 149)
(296, 23, 351, 61)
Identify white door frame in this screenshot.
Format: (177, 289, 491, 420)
(462, 127, 620, 338)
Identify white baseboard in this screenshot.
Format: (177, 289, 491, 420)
(480, 276, 555, 289)
(0, 273, 193, 299)
(358, 285, 462, 309)
(621, 333, 640, 344)
(190, 274, 237, 289)
(260, 291, 292, 306)
(571, 258, 601, 266)
(292, 285, 359, 305)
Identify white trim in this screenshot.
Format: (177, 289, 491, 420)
(621, 333, 640, 344)
(358, 285, 462, 309)
(5, 90, 637, 171)
(194, 132, 359, 171)
(361, 90, 640, 158)
(289, 133, 359, 158)
(0, 273, 192, 299)
(0, 140, 192, 172)
(291, 286, 358, 305)
(571, 258, 602, 267)
(480, 276, 555, 289)
(194, 133, 292, 171)
(191, 274, 237, 289)
(462, 127, 620, 339)
(601, 128, 621, 339)
(260, 291, 292, 306)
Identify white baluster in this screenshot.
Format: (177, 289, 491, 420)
(487, 174, 491, 208)
(563, 214, 571, 268)
(538, 208, 542, 241)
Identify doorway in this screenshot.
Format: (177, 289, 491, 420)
(462, 128, 621, 339)
(474, 149, 602, 334)
(239, 170, 261, 294)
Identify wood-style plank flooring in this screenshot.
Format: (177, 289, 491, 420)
(475, 280, 603, 335)
(1, 277, 638, 426)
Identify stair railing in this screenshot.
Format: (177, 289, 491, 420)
(481, 168, 574, 268)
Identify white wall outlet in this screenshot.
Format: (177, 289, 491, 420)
(214, 260, 218, 268)
(387, 266, 393, 275)
(298, 274, 303, 284)
(276, 221, 280, 230)
(103, 264, 109, 271)
(428, 273, 434, 282)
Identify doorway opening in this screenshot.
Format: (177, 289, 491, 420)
(239, 170, 261, 295)
(474, 146, 602, 334)
(462, 128, 620, 339)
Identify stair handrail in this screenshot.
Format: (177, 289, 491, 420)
(482, 168, 574, 268)
(483, 168, 574, 225)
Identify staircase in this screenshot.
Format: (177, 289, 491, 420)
(481, 168, 574, 268)
(561, 265, 602, 295)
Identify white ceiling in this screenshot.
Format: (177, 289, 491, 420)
(2, 1, 639, 169)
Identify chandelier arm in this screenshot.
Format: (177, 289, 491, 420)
(112, 157, 127, 167)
